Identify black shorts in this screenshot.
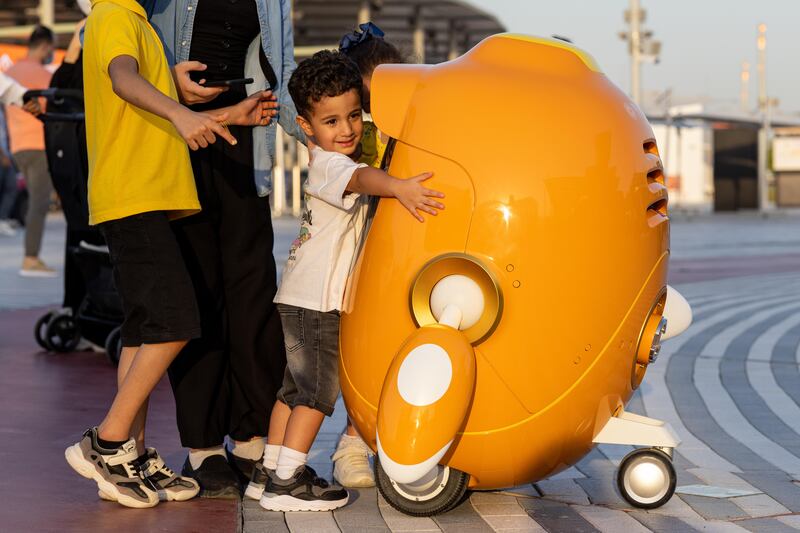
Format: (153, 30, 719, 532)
(100, 211, 201, 347)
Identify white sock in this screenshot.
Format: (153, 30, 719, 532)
(275, 446, 307, 480)
(262, 444, 281, 470)
(231, 437, 266, 461)
(188, 445, 226, 470)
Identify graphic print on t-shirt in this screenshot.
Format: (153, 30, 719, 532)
(288, 203, 312, 262)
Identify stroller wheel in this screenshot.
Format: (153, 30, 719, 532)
(105, 327, 122, 367)
(34, 312, 54, 350)
(45, 314, 81, 352)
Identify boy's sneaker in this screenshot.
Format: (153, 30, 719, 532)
(99, 448, 199, 502)
(244, 462, 272, 501)
(259, 465, 349, 512)
(332, 435, 375, 488)
(64, 427, 158, 508)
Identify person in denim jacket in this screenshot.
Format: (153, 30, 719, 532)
(145, 0, 304, 497)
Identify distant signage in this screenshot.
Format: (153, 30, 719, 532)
(774, 137, 800, 171)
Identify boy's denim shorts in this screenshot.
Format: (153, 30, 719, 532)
(276, 303, 340, 416)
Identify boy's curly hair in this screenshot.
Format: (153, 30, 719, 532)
(289, 50, 363, 119)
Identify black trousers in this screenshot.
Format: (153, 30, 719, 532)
(169, 125, 286, 448)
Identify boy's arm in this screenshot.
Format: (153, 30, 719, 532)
(108, 55, 237, 150)
(348, 167, 445, 222)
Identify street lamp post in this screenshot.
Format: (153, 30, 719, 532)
(619, 1, 660, 108)
(756, 23, 772, 212)
(630, 0, 642, 105)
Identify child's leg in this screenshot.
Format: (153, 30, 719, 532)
(116, 346, 148, 454)
(97, 340, 187, 443)
(344, 419, 358, 437)
(282, 406, 325, 453)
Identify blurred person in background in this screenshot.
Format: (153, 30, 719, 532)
(0, 106, 17, 236)
(5, 25, 57, 277)
(0, 72, 40, 236)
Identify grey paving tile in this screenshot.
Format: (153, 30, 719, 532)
(480, 514, 545, 531)
(333, 488, 390, 532)
(517, 498, 599, 533)
(432, 500, 493, 532)
(243, 504, 290, 533)
(736, 517, 799, 533)
(536, 479, 590, 506)
(377, 494, 441, 532)
(678, 494, 750, 520)
(285, 511, 341, 533)
(574, 478, 627, 508)
(628, 511, 699, 532)
(572, 505, 651, 533)
(739, 472, 800, 512)
(730, 493, 790, 518)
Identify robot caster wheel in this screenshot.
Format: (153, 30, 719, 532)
(34, 311, 54, 350)
(44, 313, 81, 353)
(375, 457, 469, 517)
(104, 326, 122, 367)
(617, 447, 676, 509)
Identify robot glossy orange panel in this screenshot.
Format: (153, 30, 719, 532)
(340, 33, 671, 497)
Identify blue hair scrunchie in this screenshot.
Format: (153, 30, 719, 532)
(339, 22, 385, 52)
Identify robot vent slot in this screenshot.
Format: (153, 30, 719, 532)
(643, 140, 659, 156)
(646, 199, 669, 227)
(647, 167, 664, 185)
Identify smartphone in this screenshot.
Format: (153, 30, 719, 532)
(202, 78, 254, 88)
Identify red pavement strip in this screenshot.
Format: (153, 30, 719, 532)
(0, 308, 239, 533)
(669, 253, 800, 284)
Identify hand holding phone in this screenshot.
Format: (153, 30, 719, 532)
(202, 78, 254, 88)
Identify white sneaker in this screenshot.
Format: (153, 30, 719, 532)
(0, 220, 16, 237)
(332, 435, 375, 488)
(20, 257, 57, 278)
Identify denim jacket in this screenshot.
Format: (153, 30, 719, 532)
(145, 0, 305, 197)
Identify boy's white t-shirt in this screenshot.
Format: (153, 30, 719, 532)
(274, 147, 369, 312)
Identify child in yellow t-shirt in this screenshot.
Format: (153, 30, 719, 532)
(64, 0, 275, 509)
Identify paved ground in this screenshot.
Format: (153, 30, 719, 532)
(1, 212, 799, 532)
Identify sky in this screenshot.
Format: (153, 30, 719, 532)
(467, 0, 800, 114)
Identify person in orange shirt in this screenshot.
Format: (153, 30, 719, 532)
(5, 25, 56, 277)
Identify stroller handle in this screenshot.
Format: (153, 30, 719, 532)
(23, 88, 84, 103)
(23, 89, 85, 123)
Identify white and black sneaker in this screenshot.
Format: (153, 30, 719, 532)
(244, 462, 272, 501)
(99, 448, 199, 502)
(259, 465, 349, 512)
(65, 427, 159, 508)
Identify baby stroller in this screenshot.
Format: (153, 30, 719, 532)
(27, 86, 124, 365)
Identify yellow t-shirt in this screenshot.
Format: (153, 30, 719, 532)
(359, 121, 388, 169)
(83, 0, 199, 225)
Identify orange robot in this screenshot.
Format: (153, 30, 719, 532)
(339, 34, 693, 516)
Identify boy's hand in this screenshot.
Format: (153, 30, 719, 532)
(172, 108, 237, 151)
(228, 90, 279, 126)
(172, 61, 227, 105)
(391, 172, 445, 222)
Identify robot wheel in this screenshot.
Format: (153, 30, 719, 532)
(616, 447, 677, 509)
(375, 458, 469, 516)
